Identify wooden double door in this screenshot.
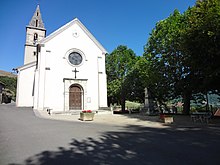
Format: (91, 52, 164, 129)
(69, 85, 83, 110)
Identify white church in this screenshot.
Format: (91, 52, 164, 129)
(16, 5, 108, 112)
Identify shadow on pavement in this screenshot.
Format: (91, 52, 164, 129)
(10, 124, 220, 165)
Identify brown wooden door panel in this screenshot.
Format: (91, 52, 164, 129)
(69, 85, 82, 110)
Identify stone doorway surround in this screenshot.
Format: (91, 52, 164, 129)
(64, 78, 87, 111)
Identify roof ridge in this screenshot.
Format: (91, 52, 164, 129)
(40, 18, 107, 53)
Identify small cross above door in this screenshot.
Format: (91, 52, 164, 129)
(72, 68, 79, 79)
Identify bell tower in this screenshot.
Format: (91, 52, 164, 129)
(24, 5, 46, 65)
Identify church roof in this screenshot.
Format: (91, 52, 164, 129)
(16, 61, 36, 71)
(40, 18, 107, 54)
(27, 5, 45, 30)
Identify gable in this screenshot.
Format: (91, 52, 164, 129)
(40, 18, 107, 54)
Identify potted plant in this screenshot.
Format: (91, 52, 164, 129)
(80, 110, 95, 121)
(163, 115, 173, 123)
(160, 113, 173, 124)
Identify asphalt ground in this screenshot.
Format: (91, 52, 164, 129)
(1, 104, 220, 165)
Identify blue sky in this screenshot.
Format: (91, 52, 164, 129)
(0, 0, 196, 72)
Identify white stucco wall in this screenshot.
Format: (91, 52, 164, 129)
(97, 55, 108, 108)
(33, 20, 107, 112)
(16, 64, 35, 107)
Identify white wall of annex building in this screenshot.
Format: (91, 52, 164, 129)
(16, 65, 35, 107)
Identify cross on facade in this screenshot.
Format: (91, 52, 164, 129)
(73, 68, 79, 79)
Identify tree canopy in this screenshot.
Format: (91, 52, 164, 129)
(0, 76, 17, 101)
(106, 0, 220, 114)
(183, 0, 220, 93)
(106, 45, 137, 111)
(144, 0, 220, 114)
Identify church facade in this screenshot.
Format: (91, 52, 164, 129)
(16, 5, 108, 112)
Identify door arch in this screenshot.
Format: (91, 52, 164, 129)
(69, 84, 83, 110)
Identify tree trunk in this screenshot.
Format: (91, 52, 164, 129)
(182, 91, 191, 115)
(121, 96, 126, 112)
(205, 91, 209, 111)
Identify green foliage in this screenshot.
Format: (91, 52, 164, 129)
(183, 0, 220, 93)
(125, 101, 142, 109)
(124, 57, 152, 102)
(144, 0, 220, 114)
(106, 45, 137, 109)
(144, 9, 186, 104)
(111, 101, 142, 111)
(106, 0, 220, 114)
(0, 76, 17, 100)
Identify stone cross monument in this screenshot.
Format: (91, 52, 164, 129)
(144, 87, 154, 114)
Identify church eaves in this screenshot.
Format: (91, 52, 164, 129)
(28, 5, 45, 30)
(40, 18, 107, 54)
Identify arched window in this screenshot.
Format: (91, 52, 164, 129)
(34, 33, 38, 43)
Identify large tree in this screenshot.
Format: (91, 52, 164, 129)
(144, 0, 220, 114)
(106, 45, 137, 111)
(144, 9, 191, 112)
(183, 0, 220, 94)
(124, 57, 151, 103)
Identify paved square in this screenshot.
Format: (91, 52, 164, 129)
(1, 104, 220, 165)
